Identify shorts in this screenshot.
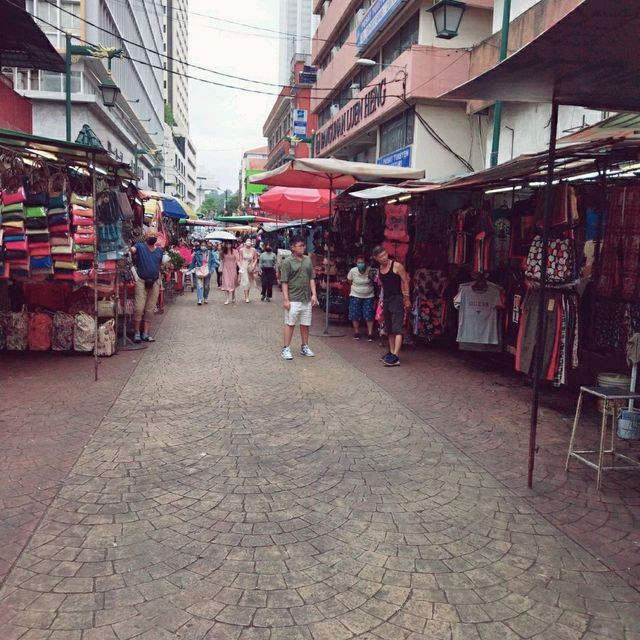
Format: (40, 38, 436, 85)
(348, 296, 375, 322)
(383, 295, 404, 336)
(284, 301, 312, 326)
(134, 278, 160, 323)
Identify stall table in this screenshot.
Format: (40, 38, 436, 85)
(566, 386, 640, 490)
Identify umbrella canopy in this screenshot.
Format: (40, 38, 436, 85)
(177, 199, 197, 220)
(0, 1, 65, 72)
(162, 198, 189, 220)
(249, 158, 425, 189)
(213, 215, 279, 224)
(226, 225, 258, 233)
(205, 230, 237, 241)
(258, 187, 332, 221)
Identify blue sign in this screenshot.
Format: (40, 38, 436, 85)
(356, 0, 408, 51)
(377, 145, 412, 167)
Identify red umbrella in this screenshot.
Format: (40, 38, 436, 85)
(258, 187, 333, 221)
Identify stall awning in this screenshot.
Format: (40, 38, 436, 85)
(0, 1, 65, 72)
(442, 0, 640, 113)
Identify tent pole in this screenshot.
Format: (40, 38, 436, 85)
(324, 177, 333, 334)
(528, 98, 559, 489)
(92, 152, 99, 382)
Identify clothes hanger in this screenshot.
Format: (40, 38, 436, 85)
(472, 272, 489, 292)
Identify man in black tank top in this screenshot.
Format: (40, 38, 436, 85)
(373, 246, 411, 367)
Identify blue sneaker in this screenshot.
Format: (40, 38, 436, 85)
(383, 353, 400, 367)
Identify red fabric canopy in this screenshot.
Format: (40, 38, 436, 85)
(258, 187, 333, 221)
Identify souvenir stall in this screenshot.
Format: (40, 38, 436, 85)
(0, 130, 136, 378)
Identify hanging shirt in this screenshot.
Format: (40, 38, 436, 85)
(454, 282, 504, 345)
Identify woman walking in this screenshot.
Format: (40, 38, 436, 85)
(220, 240, 240, 305)
(259, 244, 277, 301)
(347, 255, 376, 340)
(239, 239, 258, 303)
(190, 242, 217, 305)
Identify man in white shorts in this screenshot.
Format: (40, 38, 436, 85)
(279, 236, 318, 360)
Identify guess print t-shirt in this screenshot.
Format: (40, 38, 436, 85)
(454, 282, 504, 345)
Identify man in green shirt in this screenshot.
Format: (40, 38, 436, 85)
(279, 236, 318, 360)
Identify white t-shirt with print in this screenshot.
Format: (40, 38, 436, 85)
(454, 282, 503, 345)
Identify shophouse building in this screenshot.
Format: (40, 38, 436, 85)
(7, 0, 165, 191)
(310, 0, 494, 180)
(263, 56, 319, 171)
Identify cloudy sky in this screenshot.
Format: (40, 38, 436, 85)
(188, 0, 281, 192)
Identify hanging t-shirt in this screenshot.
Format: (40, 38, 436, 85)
(454, 282, 504, 345)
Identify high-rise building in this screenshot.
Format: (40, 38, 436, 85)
(7, 0, 165, 190)
(279, 0, 314, 84)
(163, 0, 198, 206)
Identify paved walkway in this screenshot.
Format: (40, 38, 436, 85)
(1, 290, 639, 639)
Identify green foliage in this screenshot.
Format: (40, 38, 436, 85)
(167, 249, 186, 270)
(164, 102, 176, 127)
(197, 189, 241, 217)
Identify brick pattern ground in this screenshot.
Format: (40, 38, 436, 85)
(0, 348, 145, 587)
(334, 335, 640, 591)
(0, 290, 639, 639)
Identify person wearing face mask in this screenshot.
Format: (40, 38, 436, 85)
(347, 255, 376, 341)
(130, 227, 164, 343)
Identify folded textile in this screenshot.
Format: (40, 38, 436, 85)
(6, 239, 28, 251)
(74, 253, 95, 261)
(72, 204, 94, 217)
(2, 220, 24, 229)
(2, 211, 26, 222)
(27, 241, 51, 250)
(49, 224, 71, 234)
(74, 243, 94, 253)
(25, 206, 46, 219)
(74, 233, 95, 244)
(2, 202, 24, 213)
(30, 255, 53, 269)
(48, 213, 70, 226)
(46, 207, 67, 216)
(73, 215, 93, 226)
(29, 248, 52, 258)
(4, 234, 26, 242)
(50, 236, 71, 246)
(54, 260, 78, 270)
(25, 218, 49, 230)
(51, 244, 74, 255)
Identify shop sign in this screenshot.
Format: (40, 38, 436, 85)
(315, 79, 387, 155)
(293, 109, 307, 136)
(356, 0, 409, 51)
(377, 145, 412, 167)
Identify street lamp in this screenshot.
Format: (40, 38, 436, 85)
(65, 33, 124, 142)
(426, 0, 466, 40)
(356, 59, 408, 99)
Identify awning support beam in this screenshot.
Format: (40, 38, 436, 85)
(528, 98, 559, 489)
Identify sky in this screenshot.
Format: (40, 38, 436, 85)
(188, 0, 281, 193)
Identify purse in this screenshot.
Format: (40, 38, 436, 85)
(48, 172, 68, 209)
(70, 193, 94, 208)
(97, 298, 115, 317)
(2, 186, 26, 206)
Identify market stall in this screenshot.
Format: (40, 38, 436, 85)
(0, 129, 137, 378)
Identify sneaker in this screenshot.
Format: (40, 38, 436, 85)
(197, 300, 203, 305)
(367, 334, 374, 342)
(281, 346, 293, 360)
(142, 334, 156, 343)
(380, 351, 391, 361)
(133, 332, 141, 344)
(204, 299, 209, 304)
(300, 344, 315, 357)
(353, 333, 360, 340)
(383, 353, 400, 367)
(261, 296, 265, 301)
(266, 298, 271, 302)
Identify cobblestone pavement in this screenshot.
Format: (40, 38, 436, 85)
(1, 291, 640, 639)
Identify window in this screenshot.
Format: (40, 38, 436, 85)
(382, 13, 419, 66)
(38, 70, 81, 93)
(379, 110, 414, 156)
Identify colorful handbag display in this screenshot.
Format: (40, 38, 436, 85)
(2, 186, 26, 206)
(70, 193, 94, 208)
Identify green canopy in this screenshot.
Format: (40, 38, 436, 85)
(213, 215, 256, 223)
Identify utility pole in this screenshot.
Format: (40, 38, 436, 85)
(489, 0, 511, 167)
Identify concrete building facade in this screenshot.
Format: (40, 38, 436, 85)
(163, 0, 198, 206)
(279, 0, 315, 84)
(310, 0, 494, 181)
(10, 0, 165, 190)
(473, 0, 606, 166)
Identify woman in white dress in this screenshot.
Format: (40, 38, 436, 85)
(239, 239, 258, 303)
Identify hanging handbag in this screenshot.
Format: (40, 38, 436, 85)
(70, 193, 94, 208)
(73, 311, 95, 352)
(6, 306, 28, 351)
(28, 312, 53, 351)
(97, 298, 115, 318)
(2, 186, 26, 206)
(52, 312, 74, 351)
(96, 319, 116, 356)
(48, 172, 68, 209)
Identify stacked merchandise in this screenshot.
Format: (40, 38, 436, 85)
(70, 194, 95, 282)
(2, 182, 28, 279)
(25, 183, 52, 277)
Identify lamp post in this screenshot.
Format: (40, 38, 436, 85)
(426, 0, 467, 39)
(65, 32, 124, 142)
(286, 131, 317, 159)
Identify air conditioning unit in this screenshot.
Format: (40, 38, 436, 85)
(331, 46, 339, 58)
(356, 8, 366, 23)
(330, 103, 340, 117)
(350, 84, 360, 98)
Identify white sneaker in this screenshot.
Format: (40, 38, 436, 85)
(281, 346, 293, 360)
(300, 344, 315, 357)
